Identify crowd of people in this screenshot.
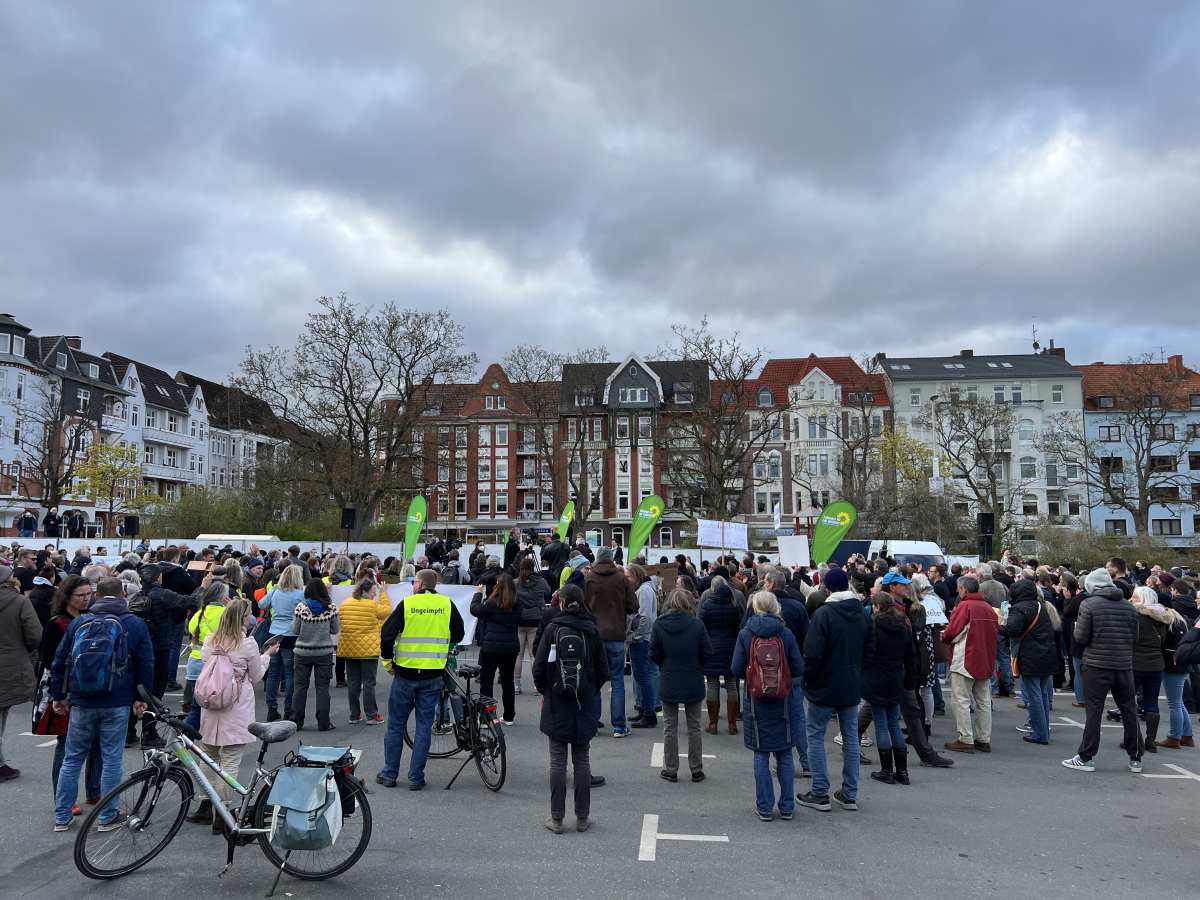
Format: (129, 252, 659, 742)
(0, 530, 1197, 835)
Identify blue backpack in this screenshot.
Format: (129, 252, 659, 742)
(69, 613, 129, 696)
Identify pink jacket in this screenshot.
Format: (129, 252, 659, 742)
(198, 636, 271, 746)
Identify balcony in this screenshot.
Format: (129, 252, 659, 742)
(143, 425, 193, 448)
(516, 510, 545, 522)
(143, 462, 192, 482)
(101, 413, 127, 433)
(517, 443, 539, 455)
(516, 477, 538, 489)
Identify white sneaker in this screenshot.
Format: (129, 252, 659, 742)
(1061, 755, 1095, 772)
(833, 733, 872, 748)
(1128, 759, 1143, 774)
(834, 733, 843, 746)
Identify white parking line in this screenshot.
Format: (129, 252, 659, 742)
(1142, 763, 1200, 782)
(1055, 716, 1120, 730)
(650, 742, 716, 768)
(638, 814, 729, 862)
(19, 733, 58, 749)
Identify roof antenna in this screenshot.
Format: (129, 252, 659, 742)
(1031, 318, 1040, 352)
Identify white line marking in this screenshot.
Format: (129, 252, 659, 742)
(650, 743, 716, 767)
(37, 739, 57, 748)
(1055, 716, 1120, 730)
(638, 813, 729, 862)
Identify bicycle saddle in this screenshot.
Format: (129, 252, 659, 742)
(248, 720, 299, 744)
(456, 664, 481, 678)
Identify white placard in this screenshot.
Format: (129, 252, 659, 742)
(777, 535, 812, 568)
(696, 519, 724, 547)
(695, 518, 749, 551)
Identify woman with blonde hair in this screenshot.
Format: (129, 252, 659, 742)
(222, 557, 245, 598)
(260, 564, 306, 722)
(182, 581, 229, 730)
(338, 577, 390, 725)
(188, 597, 278, 832)
(1131, 585, 1178, 752)
(651, 590, 712, 783)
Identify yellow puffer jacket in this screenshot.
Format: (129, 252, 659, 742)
(337, 594, 391, 659)
(187, 603, 226, 660)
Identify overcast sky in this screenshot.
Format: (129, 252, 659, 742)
(3, 1, 1198, 383)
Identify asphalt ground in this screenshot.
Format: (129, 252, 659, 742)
(0, 662, 1195, 899)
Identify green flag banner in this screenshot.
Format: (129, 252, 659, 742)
(811, 499, 857, 565)
(404, 495, 427, 563)
(556, 501, 575, 541)
(628, 494, 664, 563)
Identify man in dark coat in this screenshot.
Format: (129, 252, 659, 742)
(127, 565, 189, 748)
(1001, 578, 1058, 744)
(584, 548, 636, 736)
(42, 508, 62, 539)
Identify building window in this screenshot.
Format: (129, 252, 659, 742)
(592, 417, 603, 441)
(818, 454, 829, 476)
(1020, 456, 1037, 479)
(767, 453, 781, 479)
(146, 409, 157, 429)
(1018, 419, 1035, 443)
(144, 445, 154, 465)
(807, 454, 817, 476)
(477, 493, 491, 515)
(495, 492, 508, 515)
(1099, 425, 1121, 442)
(479, 425, 491, 447)
(1190, 393, 1200, 410)
(994, 385, 1005, 404)
(616, 417, 629, 440)
(757, 388, 773, 407)
(197, 456, 205, 475)
(1150, 455, 1176, 472)
(478, 458, 491, 481)
(56, 351, 67, 369)
(575, 391, 594, 407)
(189, 419, 197, 437)
(1152, 424, 1176, 440)
(659, 527, 673, 548)
(1097, 395, 1114, 408)
(1052, 384, 1063, 403)
(1189, 452, 1200, 471)
(86, 363, 99, 378)
(496, 458, 508, 482)
(1068, 496, 1081, 516)
(165, 448, 178, 468)
(1022, 494, 1039, 517)
(638, 416, 651, 440)
(438, 462, 450, 482)
(455, 492, 467, 515)
(76, 388, 90, 412)
(437, 426, 449, 448)
(1011, 384, 1023, 405)
(495, 424, 508, 446)
(167, 413, 179, 433)
(1152, 519, 1182, 537)
(909, 387, 921, 407)
(484, 396, 493, 410)
(617, 489, 630, 512)
(755, 492, 768, 514)
(673, 383, 693, 404)
(14, 372, 24, 400)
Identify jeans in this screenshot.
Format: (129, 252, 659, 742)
(753, 750, 795, 816)
(548, 739, 591, 821)
(264, 638, 296, 715)
(478, 650, 517, 722)
(165, 621, 185, 685)
(183, 655, 204, 731)
(1079, 665, 1142, 762)
(629, 641, 657, 720)
(805, 702, 859, 801)
(604, 641, 628, 733)
(345, 658, 379, 719)
(1021, 673, 1054, 743)
(292, 654, 334, 728)
(381, 675, 441, 785)
(870, 704, 904, 751)
(950, 672, 992, 743)
(1163, 672, 1194, 739)
(54, 706, 128, 825)
(662, 701, 703, 774)
(1134, 670, 1163, 715)
(789, 681, 809, 770)
(52, 732, 102, 800)
(1072, 657, 1084, 704)
(993, 634, 1014, 693)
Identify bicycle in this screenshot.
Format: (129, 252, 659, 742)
(73, 687, 372, 892)
(401, 652, 506, 791)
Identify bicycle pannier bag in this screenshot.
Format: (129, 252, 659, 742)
(268, 766, 343, 851)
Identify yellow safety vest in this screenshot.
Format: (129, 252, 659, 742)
(323, 576, 353, 586)
(394, 592, 453, 670)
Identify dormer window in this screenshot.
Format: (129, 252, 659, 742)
(12, 336, 23, 356)
(1097, 395, 1114, 409)
(0, 335, 9, 354)
(484, 395, 507, 410)
(574, 391, 594, 408)
(56, 351, 67, 369)
(757, 388, 774, 407)
(674, 382, 693, 404)
(86, 363, 99, 379)
(617, 387, 649, 403)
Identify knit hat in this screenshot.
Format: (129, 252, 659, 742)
(244, 557, 265, 570)
(570, 555, 590, 571)
(1158, 572, 1176, 588)
(0, 564, 11, 583)
(597, 547, 614, 563)
(1083, 568, 1114, 593)
(823, 569, 849, 593)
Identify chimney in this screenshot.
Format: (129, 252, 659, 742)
(1167, 354, 1184, 374)
(65, 336, 82, 349)
(959, 349, 973, 358)
(1049, 346, 1066, 358)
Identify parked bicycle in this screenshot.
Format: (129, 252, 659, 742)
(402, 650, 506, 791)
(74, 687, 372, 892)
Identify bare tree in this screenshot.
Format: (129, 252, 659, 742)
(15, 378, 95, 511)
(236, 294, 477, 538)
(1041, 354, 1195, 535)
(659, 319, 778, 519)
(502, 343, 609, 534)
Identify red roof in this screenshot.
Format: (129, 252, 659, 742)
(756, 355, 890, 407)
(1077, 356, 1200, 411)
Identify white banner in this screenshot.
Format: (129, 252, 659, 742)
(328, 582, 480, 645)
(695, 519, 749, 551)
(777, 535, 812, 568)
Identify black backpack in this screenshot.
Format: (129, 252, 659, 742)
(552, 625, 591, 702)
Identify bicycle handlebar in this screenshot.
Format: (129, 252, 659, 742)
(137, 685, 202, 742)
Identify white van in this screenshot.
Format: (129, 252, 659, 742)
(868, 540, 947, 570)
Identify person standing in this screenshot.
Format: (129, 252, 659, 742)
(978, 564, 1014, 697)
(126, 565, 188, 749)
(1062, 569, 1143, 773)
(188, 598, 278, 831)
(584, 548, 637, 737)
(651, 589, 712, 783)
(514, 557, 550, 695)
(732, 592, 805, 821)
(941, 575, 999, 754)
(761, 568, 811, 775)
(1001, 578, 1058, 745)
(533, 584, 609, 834)
(470, 573, 522, 726)
(861, 591, 916, 785)
(628, 564, 659, 729)
(42, 508, 62, 540)
(1160, 578, 1197, 748)
(259, 564, 306, 722)
(49, 576, 153, 831)
(0, 565, 42, 783)
(376, 570, 465, 790)
(798, 568, 872, 812)
(1130, 585, 1172, 754)
(338, 577, 390, 726)
(290, 578, 339, 731)
(699, 575, 743, 736)
(182, 581, 228, 733)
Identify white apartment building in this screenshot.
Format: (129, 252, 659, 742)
(175, 372, 281, 491)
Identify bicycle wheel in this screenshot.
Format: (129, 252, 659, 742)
(403, 685, 461, 759)
(75, 765, 192, 880)
(474, 708, 506, 792)
(253, 774, 372, 880)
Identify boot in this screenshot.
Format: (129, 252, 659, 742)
(1144, 712, 1160, 753)
(870, 748, 895, 784)
(727, 696, 739, 736)
(186, 799, 213, 824)
(893, 748, 911, 785)
(1159, 736, 1181, 749)
(705, 701, 719, 735)
(1181, 735, 1195, 748)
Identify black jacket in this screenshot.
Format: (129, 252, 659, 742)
(516, 576, 551, 626)
(698, 585, 741, 677)
(503, 538, 520, 572)
(861, 613, 916, 707)
(131, 585, 190, 648)
(470, 593, 522, 655)
(533, 612, 610, 743)
(1173, 624, 1200, 668)
(1074, 586, 1139, 671)
(650, 611, 713, 705)
(803, 593, 873, 708)
(1000, 580, 1059, 677)
(1132, 609, 1166, 673)
(1063, 589, 1086, 657)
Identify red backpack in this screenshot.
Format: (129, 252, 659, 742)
(746, 634, 791, 700)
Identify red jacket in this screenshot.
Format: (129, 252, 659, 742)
(942, 592, 998, 680)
